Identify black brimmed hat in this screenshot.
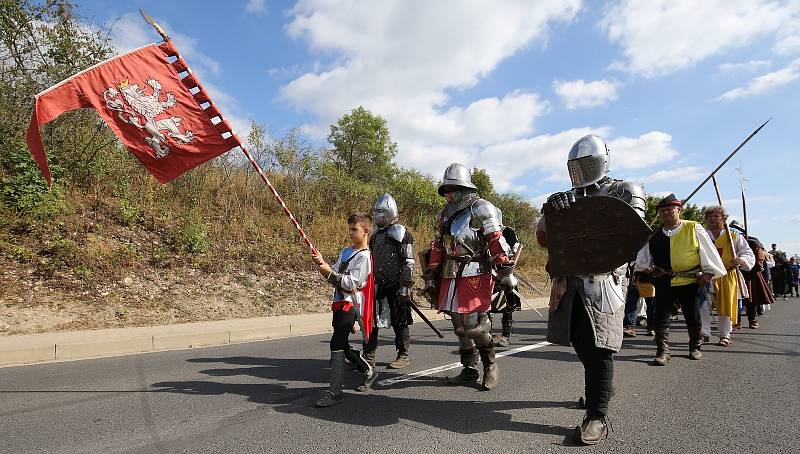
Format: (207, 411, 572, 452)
(656, 193, 682, 209)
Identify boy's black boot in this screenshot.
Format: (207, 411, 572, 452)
(316, 351, 345, 407)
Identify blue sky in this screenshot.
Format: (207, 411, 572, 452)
(75, 0, 799, 253)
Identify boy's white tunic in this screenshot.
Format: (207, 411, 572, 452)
(330, 247, 371, 317)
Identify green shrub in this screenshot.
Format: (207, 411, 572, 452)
(73, 265, 92, 278)
(0, 140, 71, 220)
(177, 211, 209, 255)
(0, 241, 34, 263)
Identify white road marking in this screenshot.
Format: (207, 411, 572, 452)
(376, 341, 552, 387)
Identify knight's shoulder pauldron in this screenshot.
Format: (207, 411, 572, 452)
(470, 198, 503, 234)
(386, 224, 408, 243)
(606, 179, 645, 217)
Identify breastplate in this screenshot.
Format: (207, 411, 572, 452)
(441, 209, 490, 278)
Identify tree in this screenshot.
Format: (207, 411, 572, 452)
(326, 106, 398, 184)
(471, 167, 495, 199)
(1, 0, 117, 211)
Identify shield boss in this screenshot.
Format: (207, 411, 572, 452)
(543, 196, 651, 276)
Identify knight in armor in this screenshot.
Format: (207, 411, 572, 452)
(536, 134, 646, 445)
(423, 163, 516, 391)
(365, 193, 416, 375)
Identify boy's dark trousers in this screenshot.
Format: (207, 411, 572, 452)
(328, 307, 357, 396)
(569, 294, 614, 418)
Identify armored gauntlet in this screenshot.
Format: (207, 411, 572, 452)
(547, 191, 575, 210)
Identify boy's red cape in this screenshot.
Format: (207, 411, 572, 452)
(361, 254, 375, 341)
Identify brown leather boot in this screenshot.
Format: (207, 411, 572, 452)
(574, 414, 608, 445)
(446, 347, 479, 385)
(388, 353, 410, 369)
(492, 335, 511, 347)
(479, 346, 499, 390)
(446, 367, 479, 384)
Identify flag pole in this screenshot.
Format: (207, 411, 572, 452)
(238, 144, 318, 254)
(139, 9, 318, 255)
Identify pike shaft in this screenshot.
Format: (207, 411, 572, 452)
(682, 118, 770, 205)
(742, 188, 748, 237)
(239, 146, 317, 254)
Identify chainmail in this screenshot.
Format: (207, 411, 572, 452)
(443, 190, 478, 219)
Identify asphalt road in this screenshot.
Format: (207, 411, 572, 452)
(2, 301, 798, 454)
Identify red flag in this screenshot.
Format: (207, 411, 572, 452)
(26, 40, 239, 186)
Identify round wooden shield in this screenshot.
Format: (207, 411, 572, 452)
(543, 196, 652, 276)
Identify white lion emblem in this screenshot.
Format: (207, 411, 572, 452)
(103, 78, 195, 158)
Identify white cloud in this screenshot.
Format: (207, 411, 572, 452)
(553, 79, 619, 109)
(775, 2, 800, 55)
(107, 14, 250, 136)
(647, 191, 673, 199)
(629, 166, 705, 185)
(280, 1, 581, 171)
(106, 15, 151, 52)
(718, 60, 772, 73)
(792, 214, 800, 222)
(278, 2, 689, 194)
(608, 131, 678, 170)
(600, 0, 796, 77)
(452, 128, 677, 192)
(716, 58, 800, 101)
(476, 127, 605, 190)
(245, 0, 268, 14)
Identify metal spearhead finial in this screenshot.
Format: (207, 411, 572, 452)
(139, 9, 169, 41)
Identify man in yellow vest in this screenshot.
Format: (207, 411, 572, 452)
(635, 194, 725, 365)
(702, 206, 755, 346)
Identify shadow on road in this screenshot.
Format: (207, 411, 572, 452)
(151, 355, 579, 442)
(151, 372, 575, 439)
(274, 393, 576, 439)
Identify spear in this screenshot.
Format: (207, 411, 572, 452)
(682, 118, 770, 206)
(139, 9, 168, 42)
(139, 10, 318, 255)
(648, 118, 770, 228)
